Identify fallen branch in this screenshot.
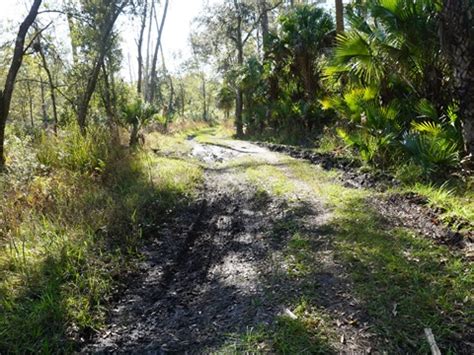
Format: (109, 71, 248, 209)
(424, 328, 441, 355)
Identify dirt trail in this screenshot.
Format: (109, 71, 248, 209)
(84, 136, 474, 353)
(84, 138, 383, 353)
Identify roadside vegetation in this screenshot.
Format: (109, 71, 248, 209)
(192, 0, 473, 235)
(0, 124, 202, 352)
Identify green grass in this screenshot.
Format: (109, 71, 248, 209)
(145, 131, 193, 156)
(404, 181, 474, 230)
(283, 158, 473, 353)
(4, 125, 470, 353)
(212, 303, 333, 355)
(331, 193, 472, 353)
(246, 163, 296, 197)
(211, 137, 472, 353)
(236, 151, 472, 352)
(0, 128, 203, 353)
(273, 306, 333, 354)
(211, 326, 270, 354)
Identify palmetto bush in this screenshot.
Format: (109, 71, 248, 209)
(323, 0, 461, 174)
(402, 107, 462, 171)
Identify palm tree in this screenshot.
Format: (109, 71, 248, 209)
(327, 0, 443, 103)
(279, 5, 335, 99)
(122, 98, 157, 146)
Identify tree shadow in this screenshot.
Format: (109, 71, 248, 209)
(320, 193, 473, 353)
(84, 184, 376, 353)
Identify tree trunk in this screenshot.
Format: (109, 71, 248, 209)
(38, 39, 58, 134)
(335, 0, 344, 34)
(180, 83, 185, 116)
(137, 0, 148, 95)
(147, 0, 169, 103)
(259, 0, 271, 133)
(66, 11, 78, 64)
(0, 0, 42, 167)
(76, 2, 127, 133)
(144, 0, 155, 98)
(202, 73, 207, 121)
(101, 61, 118, 130)
(234, 0, 244, 137)
(160, 45, 174, 129)
(40, 80, 47, 125)
(259, 0, 269, 58)
(26, 80, 34, 129)
(441, 0, 474, 160)
(129, 122, 139, 146)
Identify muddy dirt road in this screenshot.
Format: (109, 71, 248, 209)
(84, 137, 472, 354)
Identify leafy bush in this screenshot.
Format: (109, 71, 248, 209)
(121, 97, 159, 145)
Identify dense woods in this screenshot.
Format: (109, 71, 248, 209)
(1, 0, 472, 173)
(193, 0, 473, 176)
(0, 0, 472, 353)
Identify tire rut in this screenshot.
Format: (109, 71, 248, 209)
(84, 160, 282, 353)
(83, 139, 382, 354)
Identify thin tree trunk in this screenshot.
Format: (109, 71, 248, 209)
(160, 45, 174, 129)
(259, 0, 269, 57)
(66, 11, 78, 64)
(26, 80, 34, 129)
(137, 0, 148, 95)
(259, 0, 271, 133)
(101, 60, 117, 128)
(40, 79, 47, 125)
(147, 0, 169, 103)
(144, 0, 155, 98)
(130, 122, 139, 146)
(234, 0, 244, 137)
(180, 83, 185, 116)
(202, 73, 207, 121)
(0, 0, 42, 167)
(38, 39, 58, 134)
(76, 1, 127, 133)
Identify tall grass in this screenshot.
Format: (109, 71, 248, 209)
(0, 124, 203, 352)
(37, 123, 112, 174)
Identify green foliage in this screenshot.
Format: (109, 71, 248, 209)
(279, 5, 334, 60)
(216, 83, 234, 118)
(0, 127, 203, 353)
(283, 159, 473, 353)
(37, 124, 111, 174)
(338, 128, 396, 164)
(407, 181, 474, 228)
(121, 97, 158, 127)
(321, 0, 462, 175)
(215, 4, 335, 138)
(402, 130, 460, 172)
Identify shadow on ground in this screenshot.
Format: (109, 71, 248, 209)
(84, 166, 378, 353)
